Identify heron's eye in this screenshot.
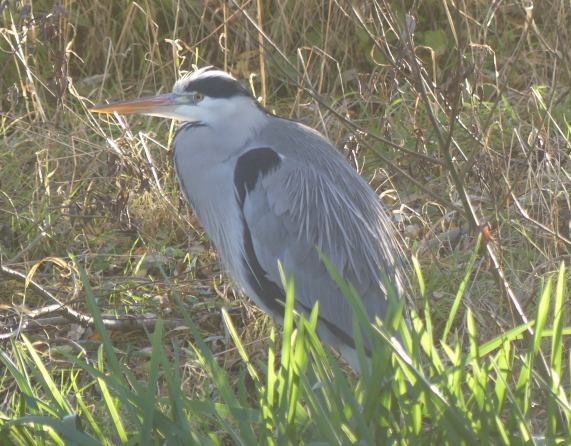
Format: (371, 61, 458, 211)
(194, 92, 205, 103)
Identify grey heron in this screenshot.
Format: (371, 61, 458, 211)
(91, 67, 406, 369)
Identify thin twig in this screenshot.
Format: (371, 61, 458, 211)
(255, 0, 267, 106)
(399, 10, 532, 327)
(509, 188, 571, 248)
(0, 263, 179, 339)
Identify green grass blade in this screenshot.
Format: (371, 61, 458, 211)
(0, 348, 39, 412)
(20, 335, 71, 415)
(72, 380, 112, 446)
(158, 342, 201, 445)
(261, 326, 277, 441)
(158, 265, 258, 445)
(76, 261, 140, 395)
(516, 276, 553, 421)
(548, 262, 569, 437)
(492, 341, 512, 414)
(3, 416, 100, 446)
(441, 235, 482, 343)
(95, 347, 128, 443)
(473, 322, 533, 359)
(532, 277, 552, 356)
(139, 319, 163, 446)
(221, 307, 261, 385)
(411, 254, 425, 297)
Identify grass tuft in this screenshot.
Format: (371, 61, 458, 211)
(1, 0, 570, 443)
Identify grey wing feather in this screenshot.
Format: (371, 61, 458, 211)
(241, 120, 404, 346)
(244, 179, 354, 341)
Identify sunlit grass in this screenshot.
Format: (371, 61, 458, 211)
(1, 258, 569, 444)
(1, 0, 571, 444)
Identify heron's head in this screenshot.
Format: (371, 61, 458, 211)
(90, 67, 266, 128)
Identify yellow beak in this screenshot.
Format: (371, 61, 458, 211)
(90, 93, 182, 115)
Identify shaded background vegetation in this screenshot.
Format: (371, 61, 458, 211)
(1, 0, 570, 443)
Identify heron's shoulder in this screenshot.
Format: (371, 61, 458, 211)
(263, 115, 329, 140)
(253, 116, 346, 165)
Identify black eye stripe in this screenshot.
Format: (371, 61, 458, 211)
(183, 77, 251, 98)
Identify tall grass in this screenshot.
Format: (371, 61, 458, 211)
(1, 0, 570, 444)
(1, 258, 569, 444)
